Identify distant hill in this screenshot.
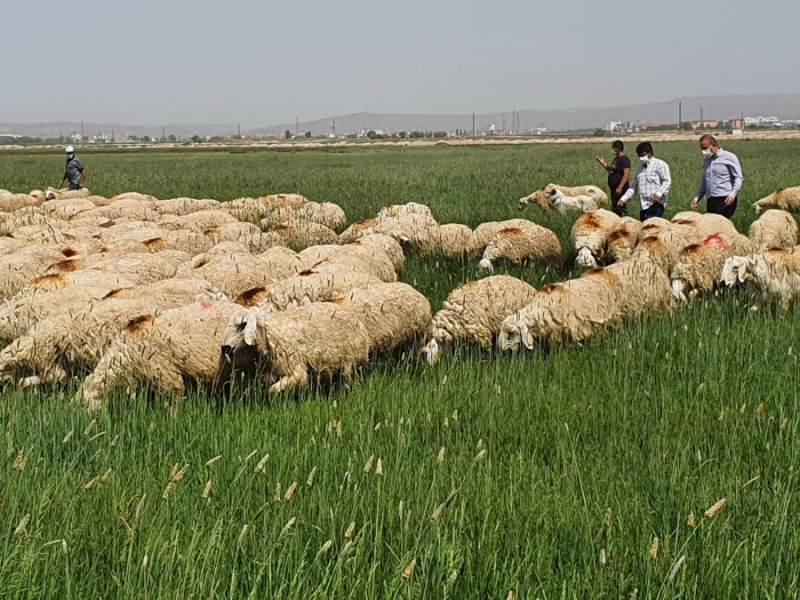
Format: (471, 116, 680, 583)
(2, 95, 799, 139)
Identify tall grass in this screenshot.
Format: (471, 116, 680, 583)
(1, 141, 799, 598)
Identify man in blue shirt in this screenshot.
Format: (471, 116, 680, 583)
(690, 135, 743, 219)
(58, 146, 87, 191)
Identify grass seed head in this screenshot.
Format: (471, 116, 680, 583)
(374, 422, 381, 432)
(84, 477, 99, 490)
(172, 464, 189, 483)
(476, 439, 484, 451)
(781, 417, 789, 431)
(237, 524, 248, 547)
(345, 521, 356, 539)
(205, 455, 222, 468)
(443, 417, 449, 428)
(430, 502, 445, 521)
(448, 569, 459, 586)
(169, 463, 179, 480)
(756, 403, 765, 416)
(307, 466, 318, 487)
(142, 555, 148, 568)
(13, 514, 30, 538)
(61, 539, 68, 554)
(740, 404, 747, 415)
(364, 455, 375, 473)
(506, 591, 515, 600)
(704, 498, 727, 519)
(83, 419, 97, 436)
(162, 481, 175, 500)
(284, 481, 298, 502)
(339, 540, 353, 560)
(451, 409, 458, 422)
(110, 434, 120, 447)
(650, 537, 661, 559)
(687, 512, 696, 527)
(279, 516, 297, 538)
(375, 458, 383, 476)
(719, 409, 726, 422)
(101, 468, 113, 482)
(273, 482, 282, 502)
(474, 449, 487, 463)
(599, 548, 607, 566)
(316, 539, 333, 560)
(202, 480, 212, 500)
(254, 454, 270, 475)
(402, 558, 417, 579)
(437, 447, 446, 464)
(336, 420, 342, 437)
(62, 430, 74, 444)
(12, 453, 27, 471)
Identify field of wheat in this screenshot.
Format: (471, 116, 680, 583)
(1, 141, 799, 599)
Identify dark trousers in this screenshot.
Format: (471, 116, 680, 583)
(610, 184, 629, 217)
(707, 196, 737, 219)
(68, 182, 81, 191)
(640, 203, 665, 222)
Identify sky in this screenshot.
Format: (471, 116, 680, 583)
(3, 0, 799, 126)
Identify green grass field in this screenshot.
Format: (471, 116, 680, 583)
(1, 141, 799, 599)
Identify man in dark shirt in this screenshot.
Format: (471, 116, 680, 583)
(596, 140, 631, 217)
(58, 146, 87, 191)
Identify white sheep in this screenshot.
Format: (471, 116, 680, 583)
(423, 275, 538, 364)
(478, 221, 562, 272)
(606, 217, 643, 263)
(339, 219, 377, 243)
(571, 209, 622, 268)
(753, 186, 800, 214)
(0, 194, 41, 213)
(234, 271, 381, 310)
(300, 243, 398, 283)
(376, 202, 433, 220)
(220, 302, 372, 394)
(293, 202, 348, 232)
(156, 198, 222, 216)
(74, 300, 243, 410)
(518, 184, 609, 211)
(670, 233, 754, 302)
(748, 209, 798, 251)
(548, 188, 599, 213)
(266, 220, 340, 249)
(720, 247, 800, 310)
(158, 210, 239, 233)
(44, 250, 191, 286)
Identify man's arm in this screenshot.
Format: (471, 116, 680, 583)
(619, 173, 638, 204)
(79, 168, 87, 188)
(619, 167, 631, 191)
(728, 154, 744, 197)
(694, 162, 708, 202)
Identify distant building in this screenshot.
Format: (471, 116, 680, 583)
(485, 124, 504, 136)
(729, 118, 745, 129)
(602, 121, 621, 132)
(745, 116, 781, 127)
(691, 119, 719, 129)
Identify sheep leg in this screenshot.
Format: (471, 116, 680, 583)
(0, 336, 37, 382)
(269, 363, 309, 394)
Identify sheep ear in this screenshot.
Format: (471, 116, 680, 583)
(243, 314, 258, 345)
(519, 322, 535, 350)
(737, 262, 748, 284)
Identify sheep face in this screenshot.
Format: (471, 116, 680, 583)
(221, 308, 258, 359)
(671, 278, 688, 303)
(422, 338, 440, 365)
(575, 247, 598, 268)
(497, 314, 533, 352)
(720, 256, 751, 289)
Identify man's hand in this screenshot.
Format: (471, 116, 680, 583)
(691, 198, 700, 211)
(652, 194, 662, 204)
(596, 156, 607, 168)
(724, 195, 736, 206)
(617, 199, 626, 208)
(615, 186, 624, 195)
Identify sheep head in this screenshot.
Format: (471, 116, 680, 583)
(575, 247, 599, 269)
(497, 313, 528, 352)
(221, 307, 259, 359)
(720, 256, 751, 288)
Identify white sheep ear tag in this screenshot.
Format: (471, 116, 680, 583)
(243, 315, 258, 346)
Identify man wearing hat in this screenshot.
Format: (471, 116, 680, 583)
(58, 146, 87, 190)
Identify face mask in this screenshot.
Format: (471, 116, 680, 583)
(701, 149, 713, 158)
(639, 156, 650, 165)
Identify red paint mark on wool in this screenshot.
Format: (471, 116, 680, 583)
(200, 300, 214, 310)
(703, 233, 731, 253)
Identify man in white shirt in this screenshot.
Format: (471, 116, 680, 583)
(618, 142, 672, 222)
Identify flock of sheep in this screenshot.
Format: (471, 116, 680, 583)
(1, 182, 800, 411)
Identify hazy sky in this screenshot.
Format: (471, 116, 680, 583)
(4, 0, 798, 125)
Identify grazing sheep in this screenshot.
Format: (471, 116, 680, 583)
(220, 302, 372, 394)
(260, 193, 310, 210)
(671, 212, 742, 247)
(108, 192, 158, 204)
(184, 248, 299, 297)
(369, 213, 443, 256)
(497, 276, 622, 352)
(234, 271, 381, 310)
(519, 184, 609, 211)
(435, 223, 480, 258)
(45, 187, 91, 201)
(749, 209, 798, 251)
(587, 259, 672, 319)
(266, 220, 339, 249)
(339, 219, 377, 243)
(0, 246, 78, 300)
(753, 186, 800, 214)
(74, 300, 243, 409)
(670, 234, 738, 302)
(720, 247, 800, 310)
(204, 222, 284, 253)
(631, 228, 698, 274)
(548, 188, 599, 213)
(478, 221, 562, 272)
(571, 209, 622, 268)
(423, 275, 538, 364)
(376, 202, 433, 220)
(156, 198, 222, 216)
(42, 198, 96, 220)
(607, 217, 643, 262)
(158, 210, 238, 233)
(637, 217, 673, 242)
(0, 194, 40, 213)
(335, 282, 433, 358)
(294, 202, 348, 232)
(44, 250, 191, 286)
(303, 244, 398, 282)
(473, 218, 539, 249)
(68, 199, 158, 224)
